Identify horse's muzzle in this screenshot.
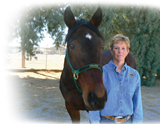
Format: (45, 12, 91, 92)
(86, 90, 107, 110)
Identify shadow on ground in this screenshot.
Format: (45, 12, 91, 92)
(7, 72, 89, 123)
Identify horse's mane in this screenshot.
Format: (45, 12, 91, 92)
(65, 19, 105, 43)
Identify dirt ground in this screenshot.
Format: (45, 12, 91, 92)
(5, 54, 160, 123)
(6, 71, 89, 124)
(5, 71, 160, 124)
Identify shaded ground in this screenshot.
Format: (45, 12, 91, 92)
(141, 79, 160, 123)
(6, 71, 160, 123)
(6, 71, 88, 123)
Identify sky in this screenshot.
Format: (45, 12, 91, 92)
(9, 26, 68, 48)
(9, 30, 67, 48)
(3, 28, 67, 48)
(9, 30, 59, 48)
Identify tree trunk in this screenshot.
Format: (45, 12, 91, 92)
(21, 51, 25, 68)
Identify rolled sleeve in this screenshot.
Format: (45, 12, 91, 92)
(132, 72, 143, 123)
(89, 110, 101, 124)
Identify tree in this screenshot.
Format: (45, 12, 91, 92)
(116, 3, 160, 86)
(10, 4, 160, 86)
(4, 2, 68, 67)
(100, 5, 160, 86)
(71, 1, 160, 86)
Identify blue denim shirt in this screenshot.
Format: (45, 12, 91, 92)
(89, 60, 143, 123)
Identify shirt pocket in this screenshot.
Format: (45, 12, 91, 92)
(125, 77, 137, 94)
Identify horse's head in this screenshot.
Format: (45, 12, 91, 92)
(64, 6, 107, 111)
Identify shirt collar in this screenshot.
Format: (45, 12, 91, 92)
(108, 60, 127, 71)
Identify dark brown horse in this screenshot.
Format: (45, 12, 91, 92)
(60, 7, 107, 122)
(102, 50, 136, 69)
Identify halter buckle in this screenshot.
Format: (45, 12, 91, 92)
(73, 71, 78, 80)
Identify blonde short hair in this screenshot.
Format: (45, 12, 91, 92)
(110, 34, 130, 50)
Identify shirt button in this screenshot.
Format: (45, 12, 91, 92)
(120, 92, 122, 94)
(121, 74, 123, 76)
(121, 111, 123, 113)
(120, 101, 122, 103)
(120, 83, 122, 85)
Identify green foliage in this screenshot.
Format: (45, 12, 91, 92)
(71, 4, 97, 20)
(100, 5, 160, 86)
(71, 1, 160, 86)
(10, 4, 160, 86)
(158, 69, 160, 78)
(11, 4, 67, 60)
(128, 7, 160, 86)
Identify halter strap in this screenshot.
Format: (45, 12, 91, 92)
(66, 51, 103, 93)
(65, 19, 104, 93)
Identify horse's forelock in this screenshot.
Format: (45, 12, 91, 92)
(65, 20, 105, 43)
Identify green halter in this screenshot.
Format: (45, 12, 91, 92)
(66, 51, 103, 93)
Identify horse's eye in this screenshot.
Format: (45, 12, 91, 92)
(69, 44, 75, 50)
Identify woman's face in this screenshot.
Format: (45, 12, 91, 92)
(110, 42, 129, 62)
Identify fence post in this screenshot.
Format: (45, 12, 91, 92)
(21, 51, 25, 68)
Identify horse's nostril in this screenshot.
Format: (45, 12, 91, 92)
(88, 91, 107, 110)
(88, 92, 97, 107)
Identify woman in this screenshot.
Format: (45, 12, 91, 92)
(89, 34, 143, 123)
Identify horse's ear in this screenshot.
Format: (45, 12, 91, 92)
(90, 7, 102, 27)
(64, 6, 76, 28)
